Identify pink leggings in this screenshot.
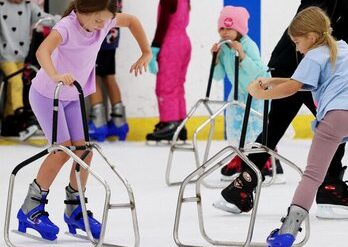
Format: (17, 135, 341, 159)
(292, 110, 348, 210)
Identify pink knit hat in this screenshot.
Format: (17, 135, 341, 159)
(218, 6, 250, 36)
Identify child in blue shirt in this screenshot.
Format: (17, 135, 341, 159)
(248, 7, 348, 247)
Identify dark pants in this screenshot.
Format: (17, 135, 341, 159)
(246, 91, 345, 180)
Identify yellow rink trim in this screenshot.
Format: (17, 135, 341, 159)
(126, 116, 225, 141)
(0, 115, 315, 145)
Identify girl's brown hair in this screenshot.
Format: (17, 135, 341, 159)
(288, 6, 337, 67)
(63, 0, 118, 18)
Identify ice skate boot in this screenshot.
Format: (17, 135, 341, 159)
(213, 168, 257, 214)
(267, 205, 308, 247)
(146, 121, 187, 142)
(88, 103, 108, 142)
(107, 102, 129, 140)
(220, 156, 242, 181)
(220, 149, 286, 184)
(64, 185, 101, 239)
(17, 180, 59, 241)
(316, 166, 348, 219)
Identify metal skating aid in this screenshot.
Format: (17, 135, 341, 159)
(166, 40, 267, 188)
(4, 82, 140, 247)
(173, 95, 310, 247)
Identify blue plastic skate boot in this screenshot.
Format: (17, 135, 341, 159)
(64, 192, 101, 239)
(88, 120, 108, 142)
(267, 229, 295, 247)
(17, 194, 59, 241)
(107, 120, 129, 141)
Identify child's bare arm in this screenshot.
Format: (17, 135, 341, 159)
(248, 79, 302, 100)
(36, 30, 74, 84)
(116, 13, 151, 56)
(116, 13, 151, 76)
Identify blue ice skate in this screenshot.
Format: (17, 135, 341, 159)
(267, 229, 295, 247)
(64, 205, 101, 239)
(17, 197, 59, 241)
(107, 120, 129, 141)
(88, 120, 108, 142)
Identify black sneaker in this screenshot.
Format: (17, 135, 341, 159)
(213, 169, 257, 213)
(146, 121, 187, 141)
(316, 166, 348, 219)
(1, 108, 39, 140)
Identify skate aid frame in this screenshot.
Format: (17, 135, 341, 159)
(4, 81, 140, 247)
(173, 94, 310, 247)
(166, 40, 261, 188)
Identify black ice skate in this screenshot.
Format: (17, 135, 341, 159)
(146, 121, 187, 144)
(316, 166, 348, 219)
(213, 168, 257, 214)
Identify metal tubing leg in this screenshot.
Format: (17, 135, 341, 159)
(166, 98, 263, 187)
(173, 145, 310, 247)
(166, 100, 205, 186)
(91, 143, 140, 247)
(4, 144, 140, 247)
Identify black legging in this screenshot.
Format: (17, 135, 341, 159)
(246, 90, 345, 180)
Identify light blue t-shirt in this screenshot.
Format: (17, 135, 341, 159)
(292, 40, 348, 125)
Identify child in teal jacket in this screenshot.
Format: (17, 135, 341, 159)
(212, 6, 270, 145)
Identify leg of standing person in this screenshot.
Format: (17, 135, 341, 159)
(0, 62, 38, 137)
(88, 50, 109, 142)
(146, 38, 191, 142)
(104, 53, 129, 141)
(18, 88, 101, 240)
(267, 110, 348, 246)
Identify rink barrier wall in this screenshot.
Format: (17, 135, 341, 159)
(0, 115, 314, 144)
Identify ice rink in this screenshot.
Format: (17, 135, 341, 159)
(1, 139, 348, 247)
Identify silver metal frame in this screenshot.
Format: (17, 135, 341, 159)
(173, 143, 310, 247)
(4, 83, 140, 247)
(165, 99, 264, 188)
(165, 40, 280, 188)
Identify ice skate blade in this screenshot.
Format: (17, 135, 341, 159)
(316, 204, 348, 219)
(220, 173, 287, 185)
(220, 173, 239, 182)
(264, 174, 287, 185)
(145, 139, 188, 146)
(212, 197, 242, 214)
(65, 231, 91, 241)
(12, 230, 57, 244)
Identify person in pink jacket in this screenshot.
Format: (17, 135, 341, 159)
(147, 0, 192, 142)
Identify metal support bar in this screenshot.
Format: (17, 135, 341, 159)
(165, 99, 263, 188)
(173, 145, 310, 247)
(4, 82, 140, 247)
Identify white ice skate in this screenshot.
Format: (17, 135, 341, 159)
(212, 196, 242, 214)
(316, 204, 348, 219)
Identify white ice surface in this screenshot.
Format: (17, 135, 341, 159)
(1, 139, 348, 247)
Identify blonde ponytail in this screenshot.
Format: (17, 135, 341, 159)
(325, 33, 338, 67)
